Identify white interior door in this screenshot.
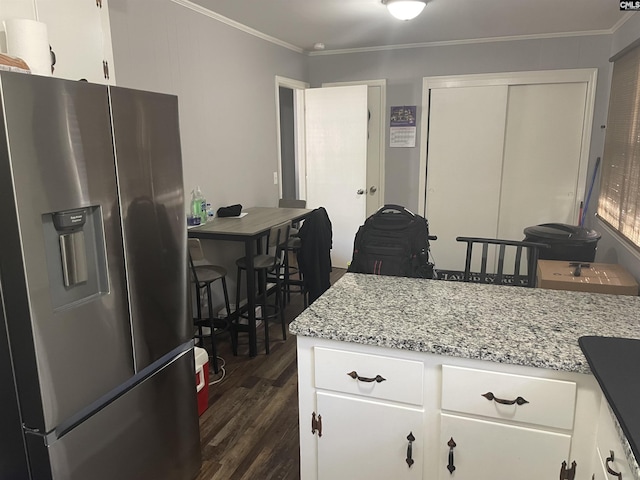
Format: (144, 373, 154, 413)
(305, 85, 368, 268)
(426, 86, 508, 272)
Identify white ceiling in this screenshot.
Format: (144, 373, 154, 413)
(188, 0, 633, 54)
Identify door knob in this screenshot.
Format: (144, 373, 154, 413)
(357, 189, 366, 195)
(369, 186, 377, 194)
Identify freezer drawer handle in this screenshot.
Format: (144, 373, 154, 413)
(406, 432, 415, 467)
(447, 437, 456, 474)
(311, 412, 322, 437)
(482, 391, 529, 406)
(347, 371, 386, 383)
(606, 451, 622, 479)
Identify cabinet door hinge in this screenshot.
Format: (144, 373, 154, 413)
(311, 412, 322, 437)
(103, 60, 109, 80)
(96, 0, 103, 8)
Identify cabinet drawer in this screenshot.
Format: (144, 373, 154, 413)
(441, 365, 576, 430)
(595, 399, 633, 480)
(314, 347, 423, 406)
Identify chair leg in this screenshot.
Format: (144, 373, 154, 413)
(277, 274, 286, 340)
(283, 250, 291, 305)
(194, 283, 204, 345)
(234, 266, 242, 352)
(260, 270, 270, 355)
(221, 276, 237, 356)
(206, 283, 219, 374)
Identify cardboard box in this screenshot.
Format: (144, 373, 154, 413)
(536, 260, 639, 296)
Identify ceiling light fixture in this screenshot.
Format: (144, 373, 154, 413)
(382, 0, 427, 21)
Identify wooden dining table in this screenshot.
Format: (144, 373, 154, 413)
(188, 206, 312, 357)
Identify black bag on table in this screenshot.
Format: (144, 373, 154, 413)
(347, 204, 434, 279)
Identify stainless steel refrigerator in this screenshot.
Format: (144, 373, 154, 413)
(0, 72, 201, 480)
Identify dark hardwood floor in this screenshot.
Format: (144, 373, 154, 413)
(195, 268, 346, 480)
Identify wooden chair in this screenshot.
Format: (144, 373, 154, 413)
(188, 238, 236, 373)
(455, 237, 550, 287)
(235, 221, 290, 354)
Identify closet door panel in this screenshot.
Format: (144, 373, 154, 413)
(426, 86, 508, 272)
(497, 82, 587, 241)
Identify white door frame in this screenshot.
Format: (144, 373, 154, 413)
(275, 75, 310, 200)
(323, 79, 387, 214)
(417, 69, 598, 217)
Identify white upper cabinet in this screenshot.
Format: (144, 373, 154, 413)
(0, 0, 115, 84)
(36, 0, 115, 84)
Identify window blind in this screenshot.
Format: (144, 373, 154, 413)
(597, 42, 640, 248)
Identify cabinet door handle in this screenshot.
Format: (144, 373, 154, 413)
(606, 451, 622, 479)
(406, 432, 415, 467)
(347, 371, 386, 383)
(560, 460, 577, 480)
(447, 437, 456, 474)
(482, 391, 529, 406)
(311, 412, 323, 437)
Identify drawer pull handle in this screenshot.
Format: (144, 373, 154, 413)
(406, 432, 415, 467)
(606, 451, 622, 479)
(347, 371, 386, 383)
(482, 391, 529, 406)
(447, 437, 456, 474)
(311, 412, 322, 437)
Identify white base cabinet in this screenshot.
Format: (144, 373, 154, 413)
(438, 414, 571, 480)
(592, 394, 635, 480)
(316, 392, 424, 480)
(297, 336, 604, 480)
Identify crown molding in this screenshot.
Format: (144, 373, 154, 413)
(308, 29, 615, 56)
(611, 11, 637, 32)
(170, 0, 305, 54)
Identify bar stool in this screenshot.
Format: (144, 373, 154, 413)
(282, 235, 307, 307)
(188, 238, 236, 373)
(235, 222, 290, 354)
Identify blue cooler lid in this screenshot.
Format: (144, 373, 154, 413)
(523, 223, 601, 244)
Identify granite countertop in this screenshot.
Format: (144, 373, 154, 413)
(290, 273, 640, 478)
(290, 273, 640, 374)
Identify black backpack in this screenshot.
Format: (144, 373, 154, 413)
(347, 205, 435, 278)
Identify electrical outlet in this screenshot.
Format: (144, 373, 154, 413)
(273, 172, 278, 185)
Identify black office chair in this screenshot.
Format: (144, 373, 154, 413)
(235, 221, 290, 354)
(188, 239, 236, 374)
(455, 237, 549, 287)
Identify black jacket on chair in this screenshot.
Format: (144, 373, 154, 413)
(297, 207, 332, 304)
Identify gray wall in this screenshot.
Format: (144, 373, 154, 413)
(108, 0, 307, 213)
(308, 36, 613, 215)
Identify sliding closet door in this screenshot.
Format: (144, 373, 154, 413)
(422, 70, 595, 273)
(497, 82, 588, 240)
(426, 86, 508, 272)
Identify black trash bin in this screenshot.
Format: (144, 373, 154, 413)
(523, 223, 601, 262)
